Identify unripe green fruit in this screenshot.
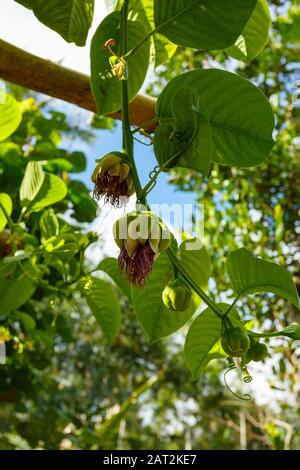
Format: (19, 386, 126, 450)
(245, 339, 268, 362)
(221, 327, 250, 357)
(162, 279, 191, 312)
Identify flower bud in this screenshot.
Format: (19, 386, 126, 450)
(92, 152, 134, 207)
(221, 327, 250, 357)
(162, 279, 191, 311)
(110, 57, 126, 81)
(114, 211, 171, 287)
(245, 338, 268, 362)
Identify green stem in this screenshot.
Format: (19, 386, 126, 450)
(124, 0, 202, 59)
(119, 0, 223, 320)
(167, 248, 224, 318)
(248, 330, 285, 339)
(0, 201, 14, 229)
(120, 0, 143, 202)
(131, 117, 159, 134)
(224, 296, 240, 316)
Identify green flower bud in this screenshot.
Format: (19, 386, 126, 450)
(221, 327, 250, 357)
(162, 279, 192, 312)
(245, 338, 268, 362)
(92, 152, 134, 206)
(114, 211, 172, 287)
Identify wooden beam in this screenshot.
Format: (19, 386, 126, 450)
(0, 39, 157, 130)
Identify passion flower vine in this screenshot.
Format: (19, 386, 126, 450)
(114, 211, 171, 287)
(91, 152, 135, 207)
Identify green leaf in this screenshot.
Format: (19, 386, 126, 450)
(132, 253, 196, 342)
(39, 209, 60, 242)
(226, 0, 271, 63)
(184, 304, 241, 379)
(227, 248, 299, 308)
(0, 274, 36, 315)
(154, 0, 257, 50)
(110, 0, 177, 67)
(0, 94, 22, 142)
(84, 277, 122, 342)
(15, 0, 94, 46)
(3, 251, 31, 265)
(15, 311, 36, 332)
(157, 69, 275, 168)
(140, 0, 177, 67)
(90, 11, 150, 115)
(27, 173, 68, 213)
(132, 242, 210, 342)
(0, 193, 13, 232)
(68, 180, 97, 223)
(97, 257, 132, 300)
(280, 324, 300, 341)
(154, 87, 212, 175)
(179, 238, 211, 289)
(20, 161, 45, 208)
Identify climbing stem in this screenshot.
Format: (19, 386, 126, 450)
(120, 0, 143, 202)
(167, 248, 224, 318)
(120, 0, 223, 320)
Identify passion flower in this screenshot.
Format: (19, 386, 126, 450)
(114, 211, 171, 287)
(221, 326, 250, 358)
(162, 279, 191, 311)
(91, 152, 135, 207)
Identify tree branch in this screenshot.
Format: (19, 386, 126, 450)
(0, 39, 157, 130)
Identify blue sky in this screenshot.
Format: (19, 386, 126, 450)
(1, 0, 196, 209)
(59, 105, 196, 207)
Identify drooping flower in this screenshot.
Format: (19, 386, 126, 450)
(91, 152, 135, 207)
(114, 211, 171, 287)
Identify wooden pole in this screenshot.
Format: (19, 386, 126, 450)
(0, 39, 157, 130)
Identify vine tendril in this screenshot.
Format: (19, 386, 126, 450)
(223, 365, 252, 401)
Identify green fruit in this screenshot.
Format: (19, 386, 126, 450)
(162, 279, 191, 312)
(221, 327, 250, 357)
(246, 339, 268, 362)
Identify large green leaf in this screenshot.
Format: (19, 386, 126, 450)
(107, 0, 177, 67)
(227, 0, 271, 62)
(97, 257, 132, 300)
(20, 161, 45, 208)
(154, 0, 257, 50)
(30, 173, 67, 212)
(0, 274, 36, 315)
(20, 162, 67, 213)
(184, 304, 241, 379)
(39, 209, 60, 242)
(84, 277, 122, 342)
(157, 69, 275, 168)
(0, 94, 22, 142)
(227, 248, 299, 308)
(132, 241, 210, 342)
(0, 193, 13, 232)
(132, 253, 196, 342)
(154, 87, 212, 175)
(140, 0, 177, 67)
(90, 11, 150, 115)
(15, 0, 94, 46)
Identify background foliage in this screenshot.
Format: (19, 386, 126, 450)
(0, 0, 299, 450)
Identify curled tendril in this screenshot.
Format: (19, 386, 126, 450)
(133, 136, 152, 146)
(223, 365, 252, 401)
(241, 364, 253, 384)
(149, 166, 160, 179)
